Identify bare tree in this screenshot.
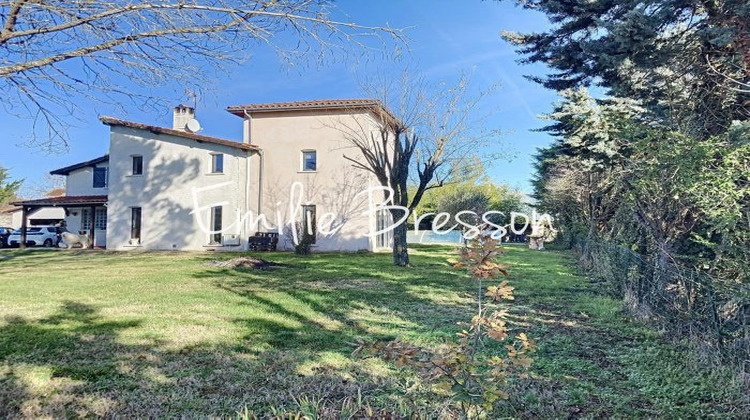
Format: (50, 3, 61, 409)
(0, 0, 402, 151)
(338, 74, 502, 266)
(23, 173, 65, 198)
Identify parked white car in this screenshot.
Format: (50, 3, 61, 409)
(7, 226, 62, 248)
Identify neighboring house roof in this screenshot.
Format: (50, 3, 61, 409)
(11, 195, 108, 207)
(50, 155, 109, 175)
(0, 204, 19, 214)
(226, 99, 402, 128)
(100, 116, 259, 151)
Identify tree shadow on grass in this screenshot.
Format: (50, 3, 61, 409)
(199, 248, 481, 362)
(0, 300, 415, 416)
(0, 301, 142, 416)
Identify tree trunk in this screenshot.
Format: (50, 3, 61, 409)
(392, 221, 410, 267)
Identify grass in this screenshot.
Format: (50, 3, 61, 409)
(0, 245, 747, 417)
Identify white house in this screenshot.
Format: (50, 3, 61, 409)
(13, 100, 395, 251)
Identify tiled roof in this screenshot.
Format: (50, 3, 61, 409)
(11, 195, 108, 207)
(226, 99, 402, 126)
(0, 204, 19, 214)
(99, 116, 259, 151)
(226, 99, 380, 113)
(50, 155, 109, 176)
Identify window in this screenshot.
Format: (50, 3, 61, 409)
(130, 207, 142, 243)
(132, 155, 143, 175)
(93, 167, 107, 188)
(301, 150, 316, 172)
(82, 209, 90, 229)
(301, 204, 316, 244)
(95, 208, 107, 230)
(211, 153, 224, 173)
(82, 208, 107, 230)
(210, 206, 222, 244)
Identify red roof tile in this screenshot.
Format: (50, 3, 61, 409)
(11, 195, 108, 207)
(99, 117, 259, 151)
(0, 204, 19, 214)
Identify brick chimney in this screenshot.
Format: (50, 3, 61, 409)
(172, 105, 195, 131)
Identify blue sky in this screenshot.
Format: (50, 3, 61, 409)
(1, 0, 556, 197)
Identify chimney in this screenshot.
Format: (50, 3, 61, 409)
(173, 105, 195, 131)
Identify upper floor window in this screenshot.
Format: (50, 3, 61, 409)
(93, 167, 107, 188)
(211, 153, 224, 174)
(132, 155, 143, 175)
(301, 150, 316, 172)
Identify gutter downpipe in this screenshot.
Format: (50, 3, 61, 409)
(244, 150, 251, 250)
(257, 149, 264, 232)
(243, 110, 264, 234)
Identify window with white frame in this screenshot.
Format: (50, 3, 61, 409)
(132, 155, 143, 175)
(301, 150, 316, 172)
(130, 207, 142, 243)
(210, 206, 222, 244)
(82, 208, 107, 230)
(211, 153, 224, 173)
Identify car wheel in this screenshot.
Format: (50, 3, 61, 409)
(44, 239, 53, 247)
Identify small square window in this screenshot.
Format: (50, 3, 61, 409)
(211, 154, 224, 174)
(301, 150, 316, 172)
(132, 155, 143, 175)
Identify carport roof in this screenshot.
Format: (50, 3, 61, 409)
(11, 195, 108, 208)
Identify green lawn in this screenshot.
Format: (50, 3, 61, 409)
(0, 246, 746, 417)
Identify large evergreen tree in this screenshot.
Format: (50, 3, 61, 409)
(502, 0, 748, 136)
(506, 0, 749, 365)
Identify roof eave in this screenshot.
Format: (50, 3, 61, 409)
(226, 101, 404, 129)
(226, 102, 381, 117)
(49, 155, 109, 176)
(100, 116, 260, 152)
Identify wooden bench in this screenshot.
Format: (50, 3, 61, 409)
(248, 232, 279, 252)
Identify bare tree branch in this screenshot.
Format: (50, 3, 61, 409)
(0, 0, 405, 151)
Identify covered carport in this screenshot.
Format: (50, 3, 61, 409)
(10, 195, 108, 249)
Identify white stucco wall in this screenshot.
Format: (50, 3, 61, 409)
(245, 109, 389, 252)
(106, 126, 255, 251)
(65, 162, 109, 196)
(10, 210, 22, 229)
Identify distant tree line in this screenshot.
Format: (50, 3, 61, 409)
(411, 162, 527, 231)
